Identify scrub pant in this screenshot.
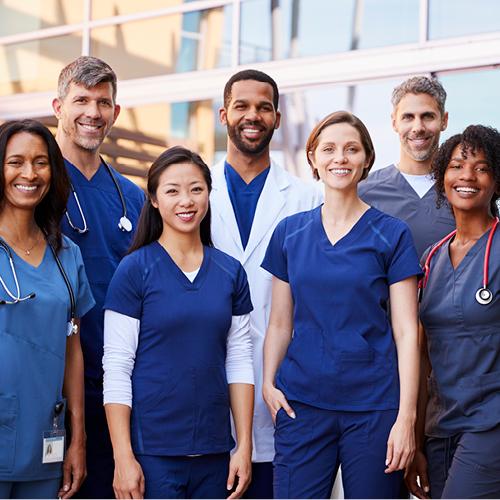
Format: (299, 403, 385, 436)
(273, 401, 403, 499)
(137, 452, 230, 499)
(243, 462, 273, 499)
(0, 478, 60, 499)
(73, 377, 114, 499)
(426, 424, 500, 499)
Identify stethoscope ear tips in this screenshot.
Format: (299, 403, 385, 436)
(118, 216, 133, 233)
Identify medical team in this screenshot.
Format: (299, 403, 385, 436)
(0, 56, 498, 499)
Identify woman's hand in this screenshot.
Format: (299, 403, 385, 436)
(113, 453, 145, 499)
(58, 441, 86, 498)
(405, 449, 430, 498)
(262, 382, 295, 424)
(385, 416, 416, 474)
(226, 446, 252, 499)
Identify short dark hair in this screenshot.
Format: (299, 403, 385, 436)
(223, 69, 279, 109)
(306, 111, 375, 181)
(0, 120, 70, 252)
(129, 146, 213, 253)
(58, 56, 117, 103)
(432, 124, 500, 215)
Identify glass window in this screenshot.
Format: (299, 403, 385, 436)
(0, 0, 83, 36)
(357, 0, 419, 49)
(429, 0, 500, 39)
(438, 69, 500, 137)
(92, 0, 190, 19)
(90, 6, 232, 79)
(0, 33, 82, 95)
(239, 0, 419, 64)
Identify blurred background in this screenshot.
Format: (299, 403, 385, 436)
(1, 0, 500, 188)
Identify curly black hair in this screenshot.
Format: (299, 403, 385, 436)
(432, 124, 500, 216)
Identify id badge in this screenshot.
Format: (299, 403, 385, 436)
(42, 429, 65, 463)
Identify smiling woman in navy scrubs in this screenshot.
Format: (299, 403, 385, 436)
(262, 111, 422, 499)
(406, 125, 500, 499)
(103, 146, 255, 499)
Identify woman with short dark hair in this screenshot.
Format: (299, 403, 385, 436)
(0, 120, 94, 499)
(407, 125, 500, 499)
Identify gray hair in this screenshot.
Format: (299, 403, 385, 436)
(57, 56, 117, 102)
(391, 76, 447, 115)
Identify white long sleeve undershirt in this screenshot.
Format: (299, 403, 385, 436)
(103, 310, 254, 407)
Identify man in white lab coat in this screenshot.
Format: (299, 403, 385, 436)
(211, 69, 322, 498)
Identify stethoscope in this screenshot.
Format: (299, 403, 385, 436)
(65, 157, 133, 234)
(419, 217, 499, 305)
(0, 238, 78, 335)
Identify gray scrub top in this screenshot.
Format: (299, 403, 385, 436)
(419, 226, 500, 437)
(0, 236, 94, 481)
(359, 164, 456, 257)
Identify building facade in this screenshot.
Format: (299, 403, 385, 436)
(1, 0, 500, 185)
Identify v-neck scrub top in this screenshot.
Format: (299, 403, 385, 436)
(262, 206, 422, 411)
(62, 159, 145, 380)
(224, 161, 270, 249)
(0, 236, 95, 481)
(420, 228, 500, 437)
(359, 164, 456, 257)
(104, 243, 253, 455)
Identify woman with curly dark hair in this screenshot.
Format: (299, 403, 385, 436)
(0, 120, 94, 499)
(406, 125, 500, 499)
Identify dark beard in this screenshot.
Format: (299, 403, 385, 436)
(227, 121, 275, 156)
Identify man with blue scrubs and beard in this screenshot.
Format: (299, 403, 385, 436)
(359, 76, 455, 257)
(52, 56, 145, 498)
(210, 69, 322, 498)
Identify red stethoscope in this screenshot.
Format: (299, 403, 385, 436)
(419, 217, 499, 305)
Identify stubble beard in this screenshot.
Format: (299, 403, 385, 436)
(227, 122, 275, 157)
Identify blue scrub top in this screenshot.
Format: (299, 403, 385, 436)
(359, 164, 456, 257)
(420, 227, 500, 437)
(105, 243, 253, 456)
(262, 206, 422, 411)
(61, 159, 145, 380)
(0, 236, 94, 481)
(224, 161, 270, 249)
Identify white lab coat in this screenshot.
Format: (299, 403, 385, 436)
(210, 158, 323, 462)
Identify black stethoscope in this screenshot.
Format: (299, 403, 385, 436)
(0, 238, 78, 335)
(419, 217, 499, 305)
(65, 157, 133, 234)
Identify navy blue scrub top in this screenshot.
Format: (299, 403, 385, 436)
(61, 159, 145, 380)
(0, 237, 94, 481)
(105, 243, 253, 456)
(359, 164, 456, 258)
(420, 227, 500, 437)
(262, 206, 422, 411)
(224, 161, 270, 249)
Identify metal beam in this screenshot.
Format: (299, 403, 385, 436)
(2, 32, 500, 120)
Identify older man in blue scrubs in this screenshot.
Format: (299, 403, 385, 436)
(52, 56, 145, 498)
(359, 76, 455, 257)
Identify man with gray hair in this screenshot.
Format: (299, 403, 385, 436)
(359, 75, 455, 257)
(53, 56, 145, 498)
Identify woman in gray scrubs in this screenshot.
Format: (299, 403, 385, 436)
(407, 125, 500, 499)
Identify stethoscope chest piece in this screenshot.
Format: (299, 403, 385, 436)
(118, 216, 133, 233)
(476, 287, 493, 305)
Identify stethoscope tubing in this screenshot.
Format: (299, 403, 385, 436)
(65, 156, 131, 233)
(0, 238, 76, 322)
(419, 217, 499, 304)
